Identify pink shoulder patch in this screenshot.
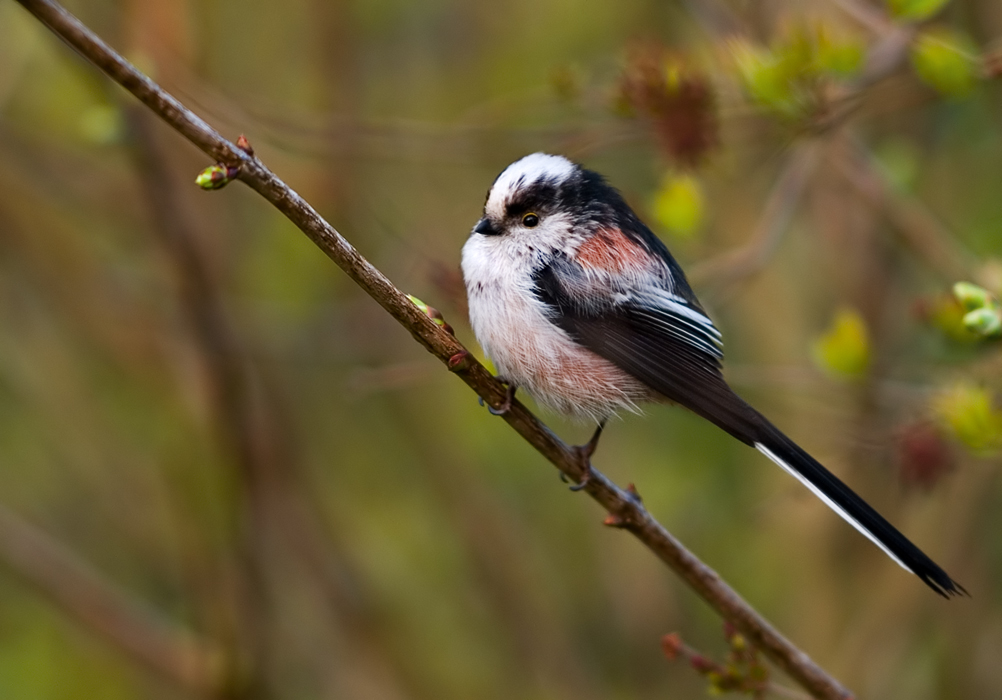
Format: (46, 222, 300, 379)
(574, 228, 651, 274)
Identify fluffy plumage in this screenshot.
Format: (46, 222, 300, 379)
(462, 153, 963, 597)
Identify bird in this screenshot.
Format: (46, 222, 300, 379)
(461, 152, 963, 598)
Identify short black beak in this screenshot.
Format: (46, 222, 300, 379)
(473, 217, 501, 236)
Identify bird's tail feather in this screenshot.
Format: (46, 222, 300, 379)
(752, 420, 964, 598)
(640, 360, 965, 597)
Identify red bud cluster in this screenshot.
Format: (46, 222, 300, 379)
(618, 44, 718, 167)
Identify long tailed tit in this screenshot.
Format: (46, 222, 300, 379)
(461, 153, 962, 597)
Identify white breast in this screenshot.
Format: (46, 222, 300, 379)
(461, 235, 651, 422)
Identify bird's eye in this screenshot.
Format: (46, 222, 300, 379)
(522, 213, 540, 228)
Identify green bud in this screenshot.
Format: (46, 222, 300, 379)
(963, 307, 1002, 336)
(195, 164, 238, 190)
(911, 29, 979, 98)
(407, 294, 431, 315)
(953, 281, 993, 310)
(406, 294, 454, 335)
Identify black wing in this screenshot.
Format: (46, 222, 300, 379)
(533, 255, 763, 445)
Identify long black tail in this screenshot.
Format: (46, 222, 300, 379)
(752, 421, 963, 597)
(672, 377, 965, 597)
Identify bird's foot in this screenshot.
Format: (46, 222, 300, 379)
(479, 382, 516, 415)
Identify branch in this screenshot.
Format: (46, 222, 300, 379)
(689, 143, 819, 292)
(13, 2, 852, 698)
(0, 504, 222, 694)
(832, 137, 975, 281)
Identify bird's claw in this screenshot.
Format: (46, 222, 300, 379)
(484, 383, 516, 416)
(569, 464, 592, 491)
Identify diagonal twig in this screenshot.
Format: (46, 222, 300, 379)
(11, 1, 853, 698)
(689, 142, 819, 292)
(0, 504, 223, 694)
(832, 137, 975, 282)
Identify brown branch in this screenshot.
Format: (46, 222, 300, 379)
(12, 1, 853, 698)
(0, 504, 223, 695)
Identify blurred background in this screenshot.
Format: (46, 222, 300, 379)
(1, 0, 1001, 698)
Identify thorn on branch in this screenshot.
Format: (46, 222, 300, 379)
(625, 482, 643, 503)
(236, 134, 254, 156)
(195, 163, 240, 190)
(602, 513, 628, 528)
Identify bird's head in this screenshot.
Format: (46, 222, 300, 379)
(470, 153, 625, 254)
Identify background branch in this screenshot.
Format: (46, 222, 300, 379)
(689, 143, 819, 293)
(127, 106, 422, 700)
(10, 0, 859, 698)
(0, 504, 222, 695)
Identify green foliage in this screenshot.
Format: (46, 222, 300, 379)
(732, 24, 864, 117)
(933, 382, 1002, 453)
(811, 308, 871, 379)
(651, 173, 705, 238)
(887, 0, 951, 22)
(953, 281, 1002, 337)
(911, 29, 979, 97)
(925, 294, 985, 343)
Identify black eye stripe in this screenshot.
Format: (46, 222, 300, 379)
(504, 181, 559, 219)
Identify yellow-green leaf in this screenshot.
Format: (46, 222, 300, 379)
(911, 29, 979, 97)
(815, 31, 865, 77)
(651, 174, 705, 238)
(731, 41, 798, 113)
(812, 308, 871, 379)
(887, 0, 950, 22)
(933, 383, 1002, 453)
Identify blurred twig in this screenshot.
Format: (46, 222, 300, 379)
(662, 629, 813, 700)
(0, 504, 223, 695)
(690, 143, 819, 292)
(127, 105, 275, 698)
(827, 0, 895, 36)
(13, 1, 854, 698)
(127, 107, 420, 700)
(832, 137, 976, 281)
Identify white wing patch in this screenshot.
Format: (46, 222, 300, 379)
(635, 291, 724, 359)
